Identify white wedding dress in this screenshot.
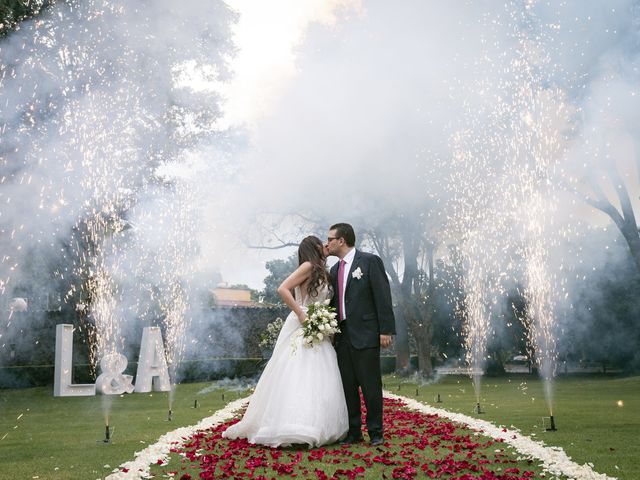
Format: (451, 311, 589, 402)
(223, 284, 348, 447)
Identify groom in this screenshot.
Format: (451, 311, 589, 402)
(327, 223, 395, 446)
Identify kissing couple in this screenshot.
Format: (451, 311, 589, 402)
(223, 223, 396, 447)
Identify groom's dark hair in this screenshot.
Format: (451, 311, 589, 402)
(330, 223, 355, 247)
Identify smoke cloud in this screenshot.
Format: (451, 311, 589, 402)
(1, 0, 640, 380)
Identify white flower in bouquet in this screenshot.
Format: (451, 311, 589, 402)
(302, 301, 340, 347)
(259, 317, 284, 349)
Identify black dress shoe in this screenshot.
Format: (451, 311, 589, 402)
(370, 435, 384, 446)
(340, 434, 363, 445)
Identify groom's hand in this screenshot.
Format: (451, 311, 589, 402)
(380, 334, 392, 348)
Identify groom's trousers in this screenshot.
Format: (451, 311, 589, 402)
(335, 327, 383, 438)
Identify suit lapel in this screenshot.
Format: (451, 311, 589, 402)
(330, 262, 339, 295)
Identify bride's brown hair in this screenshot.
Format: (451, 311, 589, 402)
(298, 235, 330, 299)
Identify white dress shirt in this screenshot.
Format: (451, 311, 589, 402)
(339, 247, 356, 319)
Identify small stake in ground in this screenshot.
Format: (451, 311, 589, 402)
(98, 423, 113, 444)
(167, 409, 173, 421)
(544, 415, 557, 431)
(436, 393, 442, 403)
(194, 399, 198, 408)
(474, 402, 484, 414)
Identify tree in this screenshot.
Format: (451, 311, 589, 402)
(261, 254, 298, 305)
(0, 0, 53, 37)
(364, 212, 445, 379)
(431, 255, 465, 364)
(1, 0, 238, 380)
(565, 28, 640, 275)
(559, 232, 640, 373)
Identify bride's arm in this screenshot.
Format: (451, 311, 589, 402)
(277, 261, 312, 324)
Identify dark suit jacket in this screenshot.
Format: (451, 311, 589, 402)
(330, 250, 396, 349)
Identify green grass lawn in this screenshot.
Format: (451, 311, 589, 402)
(0, 374, 637, 479)
(0, 383, 250, 480)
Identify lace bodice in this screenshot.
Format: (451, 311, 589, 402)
(294, 283, 332, 307)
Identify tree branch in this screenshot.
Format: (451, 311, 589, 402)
(560, 176, 625, 229)
(588, 174, 626, 229)
(246, 242, 299, 250)
(609, 165, 638, 230)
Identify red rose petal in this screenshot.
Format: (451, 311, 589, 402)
(156, 395, 539, 480)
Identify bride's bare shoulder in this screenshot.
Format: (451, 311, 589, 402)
(296, 261, 314, 273)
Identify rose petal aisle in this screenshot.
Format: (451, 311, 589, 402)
(109, 393, 616, 480)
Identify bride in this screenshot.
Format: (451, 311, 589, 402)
(222, 235, 348, 447)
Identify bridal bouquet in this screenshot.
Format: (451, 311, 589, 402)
(302, 300, 340, 347)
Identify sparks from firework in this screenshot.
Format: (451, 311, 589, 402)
(1, 1, 210, 405)
(501, 3, 572, 417)
(446, 1, 573, 415)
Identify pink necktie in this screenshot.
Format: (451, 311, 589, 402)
(337, 259, 346, 321)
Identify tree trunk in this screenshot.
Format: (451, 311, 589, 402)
(368, 231, 412, 375)
(610, 166, 640, 273)
(393, 305, 411, 374)
(400, 231, 429, 375)
(584, 169, 640, 273)
(418, 244, 436, 379)
(619, 220, 640, 274)
(416, 336, 432, 379)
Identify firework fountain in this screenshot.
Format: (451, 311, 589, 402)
(448, 89, 513, 413)
(448, 1, 572, 417)
(461, 260, 490, 415)
(502, 3, 572, 423)
(67, 190, 135, 426)
(453, 183, 511, 413)
(123, 176, 200, 421)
